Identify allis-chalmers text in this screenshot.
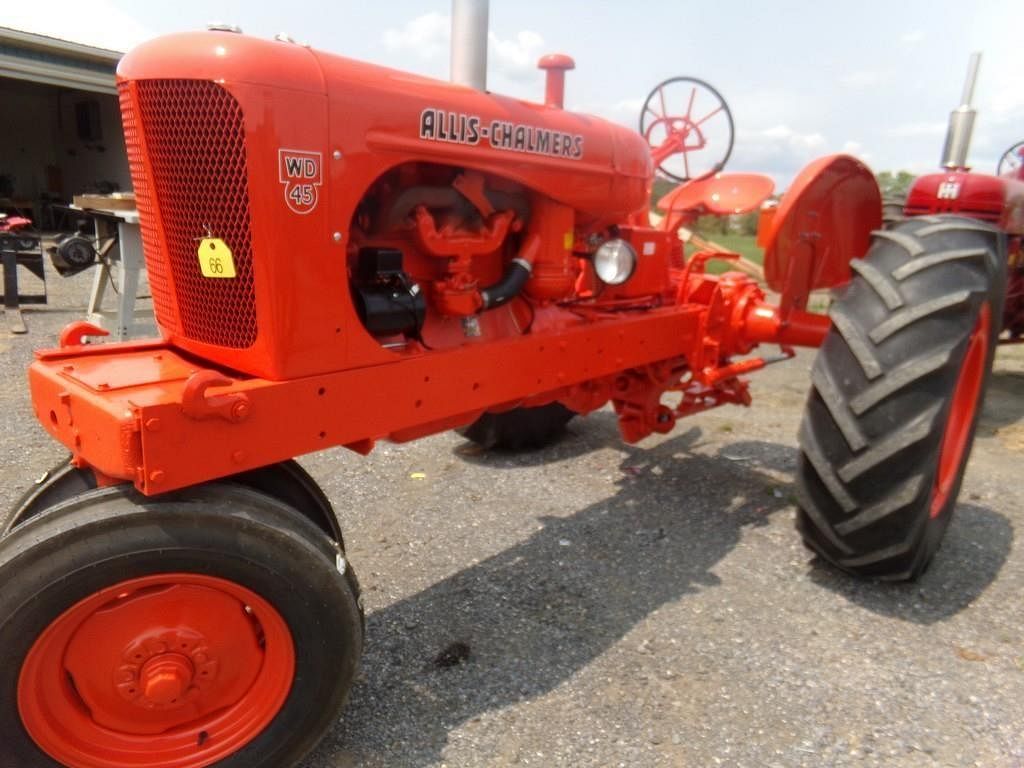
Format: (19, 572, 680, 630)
(419, 108, 584, 160)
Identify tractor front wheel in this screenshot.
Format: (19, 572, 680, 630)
(796, 216, 1005, 580)
(0, 484, 363, 768)
(3, 456, 95, 534)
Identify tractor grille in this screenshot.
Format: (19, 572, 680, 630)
(126, 79, 258, 348)
(119, 82, 178, 334)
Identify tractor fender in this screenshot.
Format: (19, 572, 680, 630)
(762, 154, 882, 300)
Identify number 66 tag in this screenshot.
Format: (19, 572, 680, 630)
(197, 237, 236, 278)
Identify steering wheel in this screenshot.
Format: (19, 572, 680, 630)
(997, 140, 1024, 178)
(639, 76, 735, 183)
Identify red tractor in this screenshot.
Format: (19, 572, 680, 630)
(0, 7, 1006, 768)
(900, 53, 1024, 337)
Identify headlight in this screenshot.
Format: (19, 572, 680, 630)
(593, 238, 637, 285)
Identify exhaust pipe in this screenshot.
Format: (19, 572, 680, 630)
(450, 0, 488, 90)
(940, 52, 981, 170)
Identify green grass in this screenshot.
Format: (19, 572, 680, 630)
(690, 232, 762, 274)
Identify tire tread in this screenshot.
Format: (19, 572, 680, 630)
(795, 216, 1005, 580)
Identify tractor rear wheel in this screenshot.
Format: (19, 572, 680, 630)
(796, 216, 1005, 580)
(458, 402, 576, 450)
(0, 484, 363, 768)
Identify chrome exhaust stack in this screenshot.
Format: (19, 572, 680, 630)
(940, 52, 981, 171)
(450, 0, 489, 91)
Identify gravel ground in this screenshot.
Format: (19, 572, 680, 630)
(2, 270, 1023, 768)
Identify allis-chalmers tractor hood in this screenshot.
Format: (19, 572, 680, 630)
(117, 30, 653, 205)
(114, 30, 653, 381)
(118, 31, 327, 93)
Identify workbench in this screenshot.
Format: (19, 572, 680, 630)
(72, 194, 157, 341)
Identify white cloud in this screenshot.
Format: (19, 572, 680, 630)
(901, 30, 925, 44)
(756, 124, 826, 149)
(886, 121, 947, 138)
(903, 159, 944, 175)
(3, 0, 152, 52)
(578, 97, 643, 122)
(841, 140, 871, 162)
(382, 13, 544, 84)
(488, 29, 544, 82)
(382, 12, 449, 60)
(729, 124, 833, 185)
(988, 85, 1024, 121)
(612, 98, 644, 114)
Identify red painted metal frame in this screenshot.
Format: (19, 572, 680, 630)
(30, 271, 833, 496)
(31, 307, 701, 494)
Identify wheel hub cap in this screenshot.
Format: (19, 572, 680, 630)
(18, 573, 295, 768)
(141, 653, 195, 706)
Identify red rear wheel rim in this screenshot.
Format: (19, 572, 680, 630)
(931, 304, 991, 518)
(18, 573, 295, 768)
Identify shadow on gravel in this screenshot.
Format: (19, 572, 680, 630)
(806, 503, 1012, 624)
(980, 369, 1024, 431)
(314, 428, 793, 767)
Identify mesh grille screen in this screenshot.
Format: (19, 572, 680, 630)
(118, 82, 178, 334)
(133, 79, 257, 348)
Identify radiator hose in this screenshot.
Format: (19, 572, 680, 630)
(480, 234, 541, 310)
(481, 259, 531, 309)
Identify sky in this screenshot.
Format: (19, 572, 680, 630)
(6, 0, 1022, 187)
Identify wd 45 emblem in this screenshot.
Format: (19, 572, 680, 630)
(278, 149, 322, 214)
(937, 181, 961, 200)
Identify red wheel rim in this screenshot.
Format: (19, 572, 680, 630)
(18, 573, 295, 768)
(931, 304, 991, 518)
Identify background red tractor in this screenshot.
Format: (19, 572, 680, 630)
(901, 53, 1024, 335)
(0, 4, 1006, 767)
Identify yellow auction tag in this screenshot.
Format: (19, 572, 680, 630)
(197, 237, 236, 278)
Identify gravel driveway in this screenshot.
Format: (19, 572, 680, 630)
(2, 273, 1021, 767)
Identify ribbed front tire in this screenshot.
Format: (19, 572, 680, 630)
(796, 216, 1006, 580)
(0, 484, 364, 768)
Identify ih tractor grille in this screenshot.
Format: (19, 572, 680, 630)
(128, 79, 257, 348)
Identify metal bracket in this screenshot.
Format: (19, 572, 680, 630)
(181, 370, 252, 423)
(59, 321, 110, 347)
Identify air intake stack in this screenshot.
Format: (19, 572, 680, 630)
(450, 0, 489, 90)
(940, 52, 981, 171)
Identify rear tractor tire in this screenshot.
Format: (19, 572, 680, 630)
(796, 216, 1005, 580)
(0, 484, 363, 768)
(458, 402, 576, 451)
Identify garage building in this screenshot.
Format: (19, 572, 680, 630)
(0, 26, 127, 227)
